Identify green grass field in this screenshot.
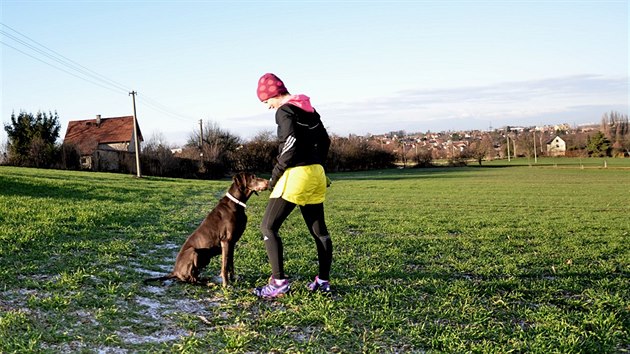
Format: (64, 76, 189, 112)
(1, 160, 629, 353)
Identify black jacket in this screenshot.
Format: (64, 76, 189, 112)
(271, 104, 330, 187)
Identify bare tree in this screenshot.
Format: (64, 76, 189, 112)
(466, 135, 494, 165)
(411, 147, 433, 167)
(142, 132, 179, 176)
(232, 130, 277, 172)
(515, 130, 536, 159)
(187, 120, 241, 173)
(0, 134, 7, 164)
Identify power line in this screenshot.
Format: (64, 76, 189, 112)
(1, 29, 130, 93)
(137, 94, 198, 123)
(1, 23, 130, 93)
(1, 22, 198, 125)
(0, 40, 124, 95)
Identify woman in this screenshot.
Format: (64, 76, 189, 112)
(253, 73, 333, 298)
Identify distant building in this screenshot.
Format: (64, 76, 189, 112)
(63, 115, 143, 171)
(546, 136, 566, 156)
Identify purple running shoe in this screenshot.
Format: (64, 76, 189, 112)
(254, 277, 290, 298)
(307, 276, 331, 293)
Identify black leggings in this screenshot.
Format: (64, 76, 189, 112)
(260, 197, 333, 281)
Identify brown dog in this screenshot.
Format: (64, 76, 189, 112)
(144, 172, 269, 286)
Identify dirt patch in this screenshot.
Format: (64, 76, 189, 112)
(2, 239, 226, 352)
(117, 242, 225, 346)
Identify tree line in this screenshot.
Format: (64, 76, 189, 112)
(3, 110, 628, 178)
(1, 111, 397, 178)
(141, 122, 397, 178)
(2, 111, 74, 169)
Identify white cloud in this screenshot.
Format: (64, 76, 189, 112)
(315, 75, 628, 135)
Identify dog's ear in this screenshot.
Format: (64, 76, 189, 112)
(232, 173, 240, 187)
(242, 173, 253, 190)
(233, 172, 247, 189)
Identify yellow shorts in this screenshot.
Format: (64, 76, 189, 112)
(270, 164, 327, 206)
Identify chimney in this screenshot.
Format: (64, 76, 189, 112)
(96, 114, 102, 126)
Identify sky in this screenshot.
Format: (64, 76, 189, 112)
(1, 0, 628, 147)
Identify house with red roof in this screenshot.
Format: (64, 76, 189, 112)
(63, 115, 143, 171)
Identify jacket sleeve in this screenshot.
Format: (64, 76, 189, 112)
(317, 122, 331, 164)
(270, 106, 297, 187)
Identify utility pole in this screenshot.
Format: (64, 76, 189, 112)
(129, 91, 142, 178)
(400, 141, 406, 168)
(533, 130, 538, 163)
(198, 119, 203, 148)
(513, 136, 517, 158)
(506, 134, 511, 162)
(198, 119, 205, 173)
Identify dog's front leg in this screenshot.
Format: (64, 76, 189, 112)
(226, 242, 236, 282)
(220, 240, 230, 287)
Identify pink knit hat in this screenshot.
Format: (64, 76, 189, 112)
(257, 73, 289, 101)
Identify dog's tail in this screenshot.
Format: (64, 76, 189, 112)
(143, 273, 177, 284)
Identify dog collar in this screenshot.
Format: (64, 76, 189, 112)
(226, 192, 246, 208)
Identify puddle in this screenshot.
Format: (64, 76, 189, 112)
(144, 285, 167, 295)
(115, 328, 189, 344)
(134, 267, 167, 277)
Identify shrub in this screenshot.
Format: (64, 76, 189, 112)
(55, 143, 81, 170)
(232, 131, 278, 173)
(412, 148, 433, 167)
(326, 136, 396, 172)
